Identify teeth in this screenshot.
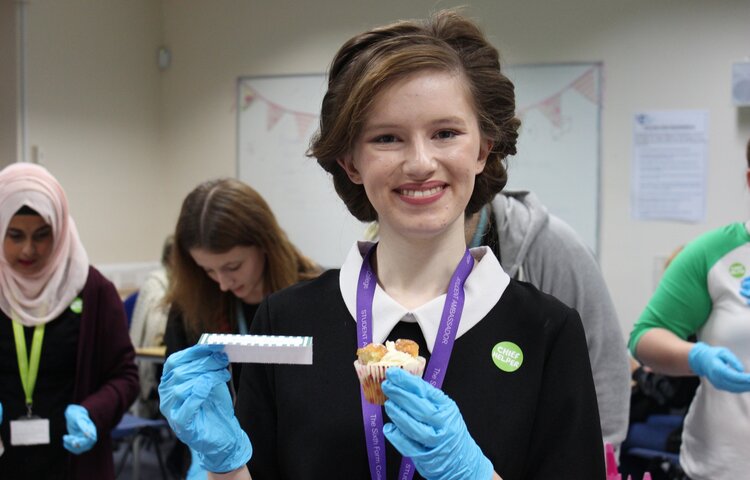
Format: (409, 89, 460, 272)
(401, 186, 443, 197)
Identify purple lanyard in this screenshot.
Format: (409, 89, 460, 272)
(356, 243, 474, 480)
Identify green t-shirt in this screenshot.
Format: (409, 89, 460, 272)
(629, 221, 750, 480)
(629, 222, 750, 355)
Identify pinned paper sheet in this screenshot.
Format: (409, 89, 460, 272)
(198, 333, 312, 364)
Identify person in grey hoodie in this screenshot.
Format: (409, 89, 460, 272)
(465, 190, 630, 449)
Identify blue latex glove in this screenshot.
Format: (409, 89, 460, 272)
(63, 404, 97, 454)
(740, 276, 750, 305)
(187, 448, 209, 480)
(688, 342, 750, 393)
(1, 401, 3, 424)
(159, 344, 252, 473)
(381, 368, 494, 480)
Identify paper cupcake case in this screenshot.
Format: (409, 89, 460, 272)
(354, 357, 426, 405)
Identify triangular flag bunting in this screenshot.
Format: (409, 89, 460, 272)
(538, 94, 563, 128)
(572, 69, 598, 104)
(294, 113, 317, 141)
(266, 103, 284, 130)
(241, 84, 257, 111)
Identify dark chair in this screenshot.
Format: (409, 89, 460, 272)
(621, 414, 686, 480)
(123, 291, 139, 328)
(626, 447, 680, 466)
(112, 413, 171, 480)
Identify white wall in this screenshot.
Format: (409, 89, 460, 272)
(0, 0, 18, 169)
(24, 0, 167, 265)
(15, 0, 750, 335)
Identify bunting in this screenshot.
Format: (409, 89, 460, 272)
(240, 83, 256, 111)
(516, 66, 601, 128)
(537, 94, 563, 128)
(266, 103, 284, 130)
(239, 66, 600, 139)
(239, 83, 319, 141)
(571, 68, 598, 104)
(294, 113, 317, 140)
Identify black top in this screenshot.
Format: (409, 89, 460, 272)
(240, 302, 260, 332)
(237, 270, 605, 480)
(0, 303, 81, 479)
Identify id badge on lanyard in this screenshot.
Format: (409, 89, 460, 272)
(10, 417, 50, 446)
(356, 244, 473, 480)
(9, 318, 50, 446)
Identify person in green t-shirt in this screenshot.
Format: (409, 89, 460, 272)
(629, 137, 750, 480)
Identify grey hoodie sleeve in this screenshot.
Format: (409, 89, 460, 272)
(522, 215, 631, 448)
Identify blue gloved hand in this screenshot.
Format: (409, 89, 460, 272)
(187, 448, 209, 480)
(1, 401, 3, 424)
(688, 342, 750, 393)
(159, 344, 252, 473)
(381, 368, 494, 480)
(63, 404, 97, 454)
(740, 276, 750, 305)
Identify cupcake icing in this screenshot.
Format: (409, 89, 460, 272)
(376, 341, 422, 368)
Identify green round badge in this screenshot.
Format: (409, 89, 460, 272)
(491, 341, 523, 372)
(70, 297, 83, 314)
(729, 262, 746, 278)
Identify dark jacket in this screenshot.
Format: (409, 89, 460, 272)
(71, 266, 139, 479)
(239, 270, 605, 479)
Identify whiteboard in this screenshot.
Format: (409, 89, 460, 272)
(237, 64, 601, 267)
(504, 63, 602, 254)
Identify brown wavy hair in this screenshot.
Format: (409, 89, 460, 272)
(308, 9, 520, 222)
(166, 178, 320, 338)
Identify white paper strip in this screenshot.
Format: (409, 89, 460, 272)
(198, 333, 313, 364)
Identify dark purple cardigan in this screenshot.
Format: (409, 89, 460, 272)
(69, 266, 139, 479)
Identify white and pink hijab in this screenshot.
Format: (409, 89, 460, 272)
(0, 163, 88, 326)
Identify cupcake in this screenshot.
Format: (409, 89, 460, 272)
(354, 339, 426, 405)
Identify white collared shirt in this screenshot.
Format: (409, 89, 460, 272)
(339, 241, 510, 352)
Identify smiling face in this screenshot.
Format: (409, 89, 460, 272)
(189, 245, 266, 304)
(339, 70, 490, 241)
(3, 213, 54, 276)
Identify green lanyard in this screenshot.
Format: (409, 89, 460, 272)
(11, 317, 45, 415)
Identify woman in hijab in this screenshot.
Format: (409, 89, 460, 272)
(0, 162, 139, 480)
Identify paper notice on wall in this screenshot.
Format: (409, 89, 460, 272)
(631, 110, 708, 222)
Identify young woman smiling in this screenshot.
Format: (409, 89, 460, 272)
(159, 10, 605, 480)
